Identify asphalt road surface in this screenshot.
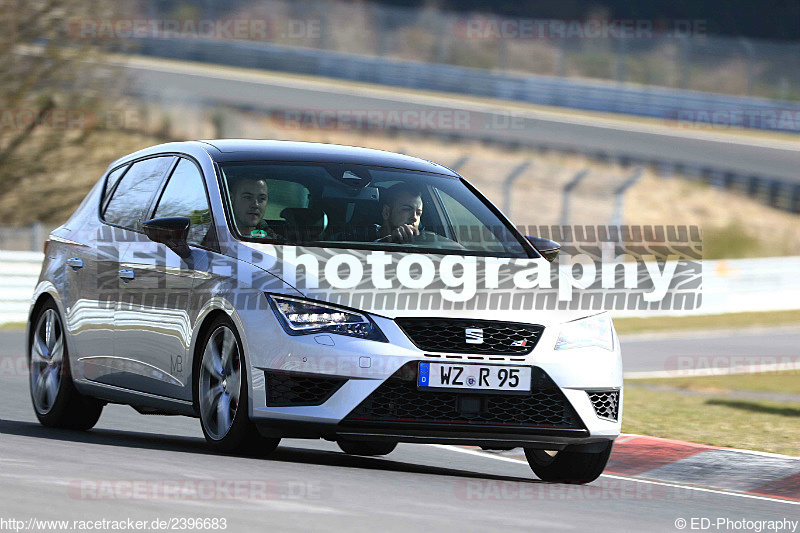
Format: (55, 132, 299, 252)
(0, 329, 796, 531)
(120, 57, 800, 183)
(620, 328, 800, 374)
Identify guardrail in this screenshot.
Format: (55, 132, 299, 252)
(0, 251, 43, 325)
(2, 251, 799, 325)
(132, 38, 800, 134)
(126, 38, 800, 214)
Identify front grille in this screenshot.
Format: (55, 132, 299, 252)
(265, 371, 347, 407)
(587, 390, 620, 421)
(395, 318, 544, 355)
(342, 362, 582, 429)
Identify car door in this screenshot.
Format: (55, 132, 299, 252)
(77, 155, 176, 391)
(115, 157, 216, 400)
(65, 164, 129, 373)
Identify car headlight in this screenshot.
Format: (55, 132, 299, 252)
(267, 295, 387, 342)
(554, 313, 614, 351)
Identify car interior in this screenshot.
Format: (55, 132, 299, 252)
(221, 164, 444, 244)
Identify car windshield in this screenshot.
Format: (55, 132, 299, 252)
(218, 162, 531, 258)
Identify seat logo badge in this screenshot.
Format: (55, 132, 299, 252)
(465, 328, 484, 344)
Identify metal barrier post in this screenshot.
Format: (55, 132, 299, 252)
(31, 222, 43, 252)
(449, 154, 470, 173)
(611, 168, 644, 229)
(502, 161, 532, 219)
(560, 169, 590, 227)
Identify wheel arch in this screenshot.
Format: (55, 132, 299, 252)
(26, 287, 64, 360)
(190, 308, 241, 415)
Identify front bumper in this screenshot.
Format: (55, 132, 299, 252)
(242, 312, 622, 447)
(250, 361, 621, 447)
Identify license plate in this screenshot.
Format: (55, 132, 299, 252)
(417, 362, 531, 392)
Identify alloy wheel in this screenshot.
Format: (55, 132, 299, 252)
(30, 309, 65, 414)
(199, 325, 242, 440)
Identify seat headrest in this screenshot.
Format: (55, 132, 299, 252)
(279, 207, 328, 242)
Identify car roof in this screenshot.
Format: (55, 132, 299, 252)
(111, 139, 459, 177)
(199, 140, 458, 175)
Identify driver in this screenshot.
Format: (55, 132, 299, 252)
(230, 176, 278, 239)
(375, 183, 423, 243)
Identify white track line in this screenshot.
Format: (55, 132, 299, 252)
(433, 445, 800, 506)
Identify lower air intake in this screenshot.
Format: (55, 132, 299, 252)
(265, 370, 347, 407)
(586, 390, 620, 421)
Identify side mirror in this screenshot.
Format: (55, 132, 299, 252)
(143, 217, 191, 258)
(526, 236, 561, 262)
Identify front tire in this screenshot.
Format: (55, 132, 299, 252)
(29, 301, 103, 430)
(196, 316, 279, 455)
(337, 439, 397, 456)
(524, 442, 613, 484)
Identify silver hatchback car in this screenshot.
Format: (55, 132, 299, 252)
(28, 140, 622, 483)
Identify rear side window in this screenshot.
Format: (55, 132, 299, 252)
(154, 159, 213, 246)
(100, 165, 130, 214)
(103, 157, 174, 230)
(263, 179, 310, 220)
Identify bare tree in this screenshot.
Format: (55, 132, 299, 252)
(0, 0, 122, 191)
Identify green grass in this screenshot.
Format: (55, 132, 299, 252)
(0, 322, 26, 330)
(702, 221, 765, 259)
(622, 387, 800, 456)
(613, 309, 800, 335)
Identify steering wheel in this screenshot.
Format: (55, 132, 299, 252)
(408, 230, 467, 250)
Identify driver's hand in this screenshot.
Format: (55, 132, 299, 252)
(390, 224, 420, 242)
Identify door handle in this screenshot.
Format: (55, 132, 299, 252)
(67, 257, 84, 270)
(119, 269, 135, 282)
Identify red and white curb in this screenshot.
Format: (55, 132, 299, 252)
(490, 435, 800, 501)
